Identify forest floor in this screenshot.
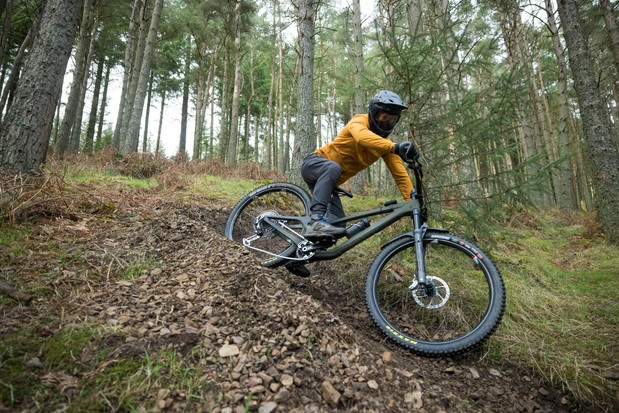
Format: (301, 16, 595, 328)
(0, 169, 613, 413)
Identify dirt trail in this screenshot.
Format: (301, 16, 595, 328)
(0, 198, 597, 412)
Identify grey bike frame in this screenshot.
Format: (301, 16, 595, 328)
(261, 188, 433, 285)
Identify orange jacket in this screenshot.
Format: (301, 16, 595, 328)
(314, 114, 414, 200)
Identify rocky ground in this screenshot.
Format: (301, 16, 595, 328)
(0, 193, 604, 412)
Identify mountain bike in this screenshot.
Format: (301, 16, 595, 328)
(225, 159, 505, 356)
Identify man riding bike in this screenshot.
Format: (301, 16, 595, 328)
(290, 90, 419, 276)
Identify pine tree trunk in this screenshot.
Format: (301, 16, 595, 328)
(266, 3, 277, 168)
(193, 45, 216, 160)
(350, 0, 366, 193)
(545, 0, 577, 209)
(56, 0, 95, 156)
(277, 4, 285, 171)
(84, 56, 105, 154)
(0, 0, 15, 95)
(113, 0, 142, 149)
(498, 3, 544, 203)
(0, 0, 83, 173)
(118, 0, 149, 153)
(557, 0, 619, 241)
(141, 71, 153, 152)
(95, 61, 111, 150)
(179, 41, 190, 155)
(600, 0, 619, 79)
(125, 0, 163, 154)
(406, 0, 423, 36)
(226, 0, 243, 166)
(70, 21, 97, 152)
(244, 46, 255, 162)
(219, 37, 231, 160)
(155, 90, 166, 154)
(0, 10, 39, 120)
(291, 0, 317, 184)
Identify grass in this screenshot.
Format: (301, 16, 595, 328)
(68, 169, 158, 190)
(0, 325, 214, 412)
(480, 211, 619, 406)
(190, 174, 270, 204)
(339, 190, 618, 408)
(1, 156, 618, 411)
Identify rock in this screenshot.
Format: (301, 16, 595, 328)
(382, 351, 392, 364)
(219, 344, 240, 358)
(469, 367, 480, 379)
(274, 388, 291, 402)
(257, 372, 273, 384)
(367, 380, 379, 390)
(489, 368, 502, 377)
(405, 390, 423, 409)
(280, 374, 294, 387)
(258, 402, 277, 413)
(321, 381, 341, 406)
(25, 357, 43, 368)
(247, 376, 263, 387)
(249, 385, 266, 394)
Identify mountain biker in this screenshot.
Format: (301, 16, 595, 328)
(301, 90, 419, 239)
(286, 90, 418, 278)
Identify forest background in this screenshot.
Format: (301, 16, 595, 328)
(0, 0, 619, 239)
(0, 0, 619, 410)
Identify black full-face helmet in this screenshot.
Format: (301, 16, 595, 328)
(368, 90, 408, 137)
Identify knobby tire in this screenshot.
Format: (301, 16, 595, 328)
(225, 182, 311, 268)
(366, 231, 505, 356)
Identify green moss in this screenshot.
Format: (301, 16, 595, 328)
(68, 170, 158, 189)
(190, 175, 266, 203)
(42, 327, 97, 369)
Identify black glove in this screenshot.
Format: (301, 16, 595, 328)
(394, 142, 419, 162)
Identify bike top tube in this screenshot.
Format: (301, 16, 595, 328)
(313, 197, 421, 261)
(263, 195, 423, 262)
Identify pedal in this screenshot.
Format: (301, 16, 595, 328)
(310, 236, 337, 249)
(285, 262, 311, 277)
(303, 233, 335, 242)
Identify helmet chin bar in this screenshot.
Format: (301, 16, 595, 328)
(368, 90, 407, 137)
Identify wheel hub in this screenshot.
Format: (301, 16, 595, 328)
(253, 210, 279, 235)
(409, 276, 450, 309)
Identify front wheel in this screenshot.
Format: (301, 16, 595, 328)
(366, 231, 505, 356)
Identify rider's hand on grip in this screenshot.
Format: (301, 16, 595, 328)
(394, 142, 419, 163)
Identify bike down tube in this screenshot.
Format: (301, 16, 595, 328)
(311, 200, 417, 261)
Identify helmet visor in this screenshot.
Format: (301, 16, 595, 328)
(375, 111, 399, 131)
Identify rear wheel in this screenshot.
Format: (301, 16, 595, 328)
(366, 231, 505, 356)
(225, 183, 311, 268)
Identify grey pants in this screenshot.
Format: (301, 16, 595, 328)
(301, 154, 345, 219)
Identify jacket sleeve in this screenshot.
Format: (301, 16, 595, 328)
(384, 153, 415, 200)
(347, 115, 395, 155)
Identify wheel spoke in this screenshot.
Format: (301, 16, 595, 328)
(226, 184, 310, 267)
(366, 233, 505, 356)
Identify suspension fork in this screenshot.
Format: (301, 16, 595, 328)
(412, 205, 429, 286)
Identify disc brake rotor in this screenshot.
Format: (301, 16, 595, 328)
(409, 276, 450, 309)
(253, 210, 279, 235)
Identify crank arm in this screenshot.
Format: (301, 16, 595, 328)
(242, 234, 313, 261)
